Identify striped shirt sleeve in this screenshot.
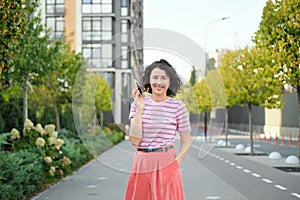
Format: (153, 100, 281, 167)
(129, 101, 137, 119)
(176, 101, 191, 134)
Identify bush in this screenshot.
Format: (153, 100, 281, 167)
(0, 150, 42, 200)
(11, 119, 72, 184)
(61, 135, 92, 170)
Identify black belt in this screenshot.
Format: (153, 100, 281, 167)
(137, 145, 174, 153)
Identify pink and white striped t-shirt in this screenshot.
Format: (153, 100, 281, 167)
(129, 96, 191, 148)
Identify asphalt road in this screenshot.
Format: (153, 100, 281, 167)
(190, 141, 300, 200)
(33, 139, 300, 200)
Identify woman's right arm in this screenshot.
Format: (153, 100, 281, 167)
(129, 88, 144, 146)
(129, 109, 143, 146)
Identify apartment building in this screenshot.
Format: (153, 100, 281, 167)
(39, 0, 144, 124)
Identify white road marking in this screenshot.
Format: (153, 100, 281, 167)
(262, 178, 273, 184)
(236, 165, 243, 169)
(291, 193, 300, 199)
(85, 185, 97, 188)
(97, 177, 107, 180)
(205, 196, 220, 200)
(224, 160, 230, 163)
(219, 158, 224, 161)
(230, 162, 236, 166)
(251, 173, 261, 178)
(243, 169, 251, 173)
(275, 185, 287, 191)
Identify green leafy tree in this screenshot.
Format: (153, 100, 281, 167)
(7, 6, 59, 122)
(193, 79, 211, 114)
(0, 0, 36, 78)
(176, 84, 199, 115)
(253, 0, 300, 128)
(218, 50, 247, 146)
(206, 57, 216, 72)
(189, 66, 196, 86)
(30, 40, 85, 130)
(95, 76, 113, 128)
(72, 71, 113, 130)
(234, 47, 283, 154)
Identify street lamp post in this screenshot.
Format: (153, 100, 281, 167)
(203, 17, 229, 141)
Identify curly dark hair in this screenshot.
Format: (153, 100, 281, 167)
(141, 59, 182, 97)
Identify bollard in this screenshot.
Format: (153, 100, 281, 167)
(297, 134, 300, 149)
(281, 134, 285, 145)
(275, 135, 278, 144)
(269, 134, 272, 143)
(289, 133, 293, 147)
(264, 134, 267, 143)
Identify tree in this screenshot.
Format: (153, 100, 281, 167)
(95, 76, 113, 128)
(218, 50, 247, 146)
(6, 4, 58, 122)
(0, 0, 36, 78)
(206, 57, 216, 71)
(253, 0, 300, 128)
(233, 47, 283, 154)
(30, 40, 85, 130)
(189, 66, 196, 86)
(193, 79, 211, 114)
(176, 84, 199, 115)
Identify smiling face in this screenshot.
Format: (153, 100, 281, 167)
(150, 67, 170, 97)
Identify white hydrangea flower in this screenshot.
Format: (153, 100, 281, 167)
(35, 137, 45, 148)
(49, 166, 56, 176)
(23, 119, 34, 134)
(35, 124, 44, 135)
(48, 137, 56, 146)
(55, 138, 64, 150)
(11, 128, 20, 140)
(44, 156, 52, 164)
(50, 131, 58, 139)
(44, 124, 55, 135)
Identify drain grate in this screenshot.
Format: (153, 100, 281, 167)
(273, 166, 300, 173)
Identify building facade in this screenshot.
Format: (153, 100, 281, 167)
(39, 0, 144, 124)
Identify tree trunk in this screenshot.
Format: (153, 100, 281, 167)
(100, 111, 104, 128)
(93, 112, 97, 127)
(297, 86, 300, 131)
(55, 104, 61, 131)
(23, 76, 29, 122)
(248, 103, 254, 155)
(225, 106, 229, 147)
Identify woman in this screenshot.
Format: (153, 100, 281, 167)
(124, 59, 191, 200)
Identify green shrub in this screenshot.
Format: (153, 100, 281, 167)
(0, 150, 42, 200)
(11, 119, 72, 184)
(61, 136, 92, 170)
(0, 132, 10, 151)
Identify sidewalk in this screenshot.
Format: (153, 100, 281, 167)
(33, 140, 248, 200)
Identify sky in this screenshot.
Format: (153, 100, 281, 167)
(143, 0, 268, 80)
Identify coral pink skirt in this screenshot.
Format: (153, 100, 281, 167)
(124, 148, 185, 200)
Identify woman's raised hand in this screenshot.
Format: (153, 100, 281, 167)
(132, 87, 144, 110)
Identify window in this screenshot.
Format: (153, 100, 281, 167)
(121, 0, 127, 7)
(82, 0, 112, 14)
(121, 0, 129, 16)
(46, 16, 64, 40)
(101, 72, 115, 88)
(121, 46, 130, 69)
(122, 72, 131, 102)
(82, 17, 112, 42)
(121, 20, 129, 43)
(82, 44, 113, 68)
(46, 0, 64, 14)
